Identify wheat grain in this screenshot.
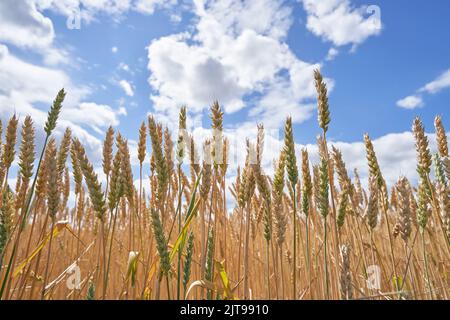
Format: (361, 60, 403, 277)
(434, 115, 448, 157)
(16, 116, 35, 210)
(102, 126, 115, 179)
(314, 70, 331, 133)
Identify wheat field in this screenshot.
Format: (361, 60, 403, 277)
(0, 70, 448, 300)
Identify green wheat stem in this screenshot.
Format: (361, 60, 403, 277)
(292, 184, 297, 299)
(324, 216, 329, 299)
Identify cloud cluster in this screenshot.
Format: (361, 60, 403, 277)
(119, 80, 135, 97)
(396, 95, 424, 109)
(0, 0, 54, 49)
(147, 0, 323, 129)
(0, 43, 125, 160)
(420, 69, 450, 94)
(397, 68, 450, 109)
(0, 0, 70, 65)
(0, 0, 180, 66)
(35, 0, 179, 22)
(0, 1, 133, 159)
(142, 0, 409, 193)
(134, 0, 178, 15)
(300, 0, 382, 47)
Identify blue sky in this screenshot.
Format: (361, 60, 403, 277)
(0, 0, 449, 190)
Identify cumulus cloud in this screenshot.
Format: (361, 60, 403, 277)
(197, 0, 292, 40)
(147, 0, 322, 129)
(36, 0, 132, 23)
(0, 0, 72, 65)
(326, 47, 339, 61)
(148, 33, 245, 114)
(118, 62, 131, 73)
(419, 68, 450, 94)
(334, 131, 447, 187)
(0, 43, 125, 160)
(0, 0, 54, 49)
(63, 102, 126, 132)
(134, 0, 178, 15)
(35, 0, 179, 23)
(397, 68, 450, 109)
(396, 95, 423, 109)
(300, 0, 382, 47)
(119, 79, 135, 96)
(0, 2, 126, 159)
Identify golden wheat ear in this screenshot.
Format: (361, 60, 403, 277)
(434, 115, 448, 157)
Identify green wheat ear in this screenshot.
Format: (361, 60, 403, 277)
(150, 208, 171, 276)
(182, 231, 194, 293)
(44, 88, 66, 136)
(0, 187, 14, 257)
(318, 156, 329, 219)
(314, 69, 331, 133)
(86, 280, 95, 300)
(205, 227, 215, 300)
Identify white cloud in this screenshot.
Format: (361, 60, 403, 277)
(196, 0, 293, 40)
(326, 47, 339, 61)
(112, 46, 118, 53)
(148, 32, 245, 114)
(62, 102, 126, 133)
(397, 68, 450, 109)
(420, 68, 450, 94)
(35, 0, 132, 23)
(36, 0, 179, 23)
(334, 131, 445, 187)
(119, 79, 135, 96)
(0, 43, 124, 160)
(118, 62, 131, 72)
(0, 2, 125, 145)
(134, 0, 177, 15)
(147, 0, 322, 129)
(0, 44, 87, 107)
(248, 61, 320, 128)
(396, 95, 423, 109)
(0, 0, 73, 66)
(0, 0, 54, 49)
(300, 0, 382, 47)
(170, 13, 182, 23)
